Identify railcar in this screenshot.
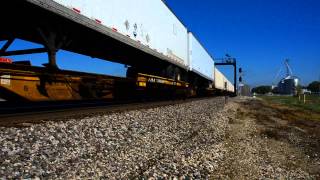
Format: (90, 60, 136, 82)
(0, 0, 235, 102)
(0, 60, 193, 102)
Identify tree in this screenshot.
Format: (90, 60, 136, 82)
(308, 81, 320, 93)
(252, 86, 272, 94)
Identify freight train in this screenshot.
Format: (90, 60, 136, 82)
(0, 0, 235, 102)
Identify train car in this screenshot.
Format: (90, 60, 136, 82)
(214, 67, 234, 94)
(0, 1, 236, 102)
(0, 63, 118, 102)
(22, 0, 216, 86)
(227, 80, 235, 93)
(52, 0, 189, 69)
(214, 68, 225, 91)
(0, 61, 191, 102)
(188, 32, 215, 81)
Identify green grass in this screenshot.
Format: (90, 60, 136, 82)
(260, 95, 320, 113)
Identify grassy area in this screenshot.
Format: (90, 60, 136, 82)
(260, 95, 320, 113)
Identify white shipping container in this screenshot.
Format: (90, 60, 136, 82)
(52, 0, 189, 67)
(227, 80, 235, 93)
(214, 67, 234, 92)
(214, 68, 225, 90)
(188, 32, 215, 81)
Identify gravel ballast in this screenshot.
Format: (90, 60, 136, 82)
(1, 97, 319, 179)
(0, 97, 231, 179)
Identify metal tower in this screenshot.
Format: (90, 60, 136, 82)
(285, 59, 293, 77)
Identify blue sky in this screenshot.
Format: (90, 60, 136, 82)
(1, 0, 320, 87)
(165, 0, 320, 86)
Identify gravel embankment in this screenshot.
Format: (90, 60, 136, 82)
(212, 97, 320, 179)
(0, 97, 232, 179)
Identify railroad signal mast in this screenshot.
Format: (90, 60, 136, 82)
(214, 54, 237, 96)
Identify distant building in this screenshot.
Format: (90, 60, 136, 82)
(302, 89, 312, 94)
(238, 83, 251, 96)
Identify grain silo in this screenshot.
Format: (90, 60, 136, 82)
(277, 60, 299, 95)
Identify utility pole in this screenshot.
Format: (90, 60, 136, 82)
(319, 74, 320, 95)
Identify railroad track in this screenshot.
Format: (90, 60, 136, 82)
(0, 97, 211, 127)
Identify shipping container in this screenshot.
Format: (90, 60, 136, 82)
(52, 0, 189, 67)
(227, 80, 235, 93)
(214, 68, 234, 92)
(188, 32, 215, 81)
(214, 68, 225, 90)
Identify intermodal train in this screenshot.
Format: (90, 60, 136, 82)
(0, 0, 234, 102)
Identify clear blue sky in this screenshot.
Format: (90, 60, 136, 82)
(165, 0, 320, 86)
(2, 0, 320, 87)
